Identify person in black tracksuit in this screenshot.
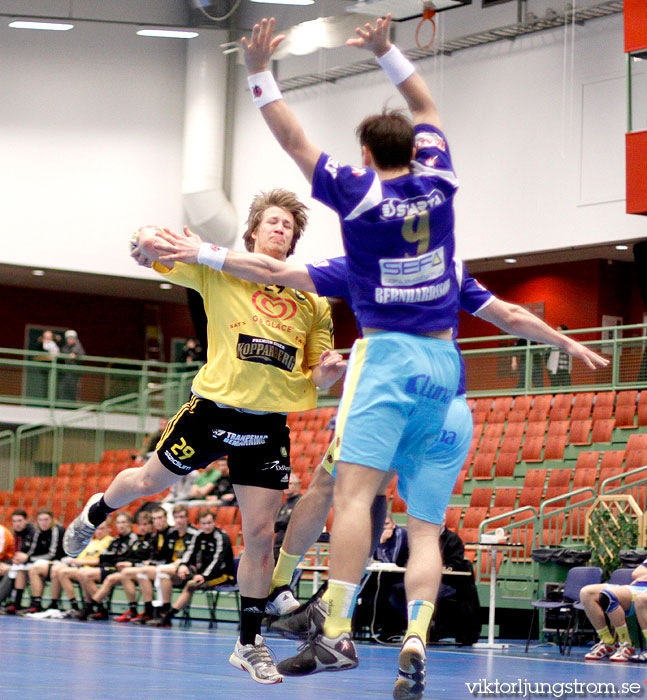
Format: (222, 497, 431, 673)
(0, 510, 36, 606)
(151, 508, 234, 628)
(8, 509, 65, 613)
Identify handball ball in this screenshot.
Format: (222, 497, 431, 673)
(130, 225, 163, 262)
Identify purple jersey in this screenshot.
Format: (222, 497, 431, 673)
(305, 256, 494, 395)
(312, 124, 459, 334)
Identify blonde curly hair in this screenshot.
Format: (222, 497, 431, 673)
(243, 189, 309, 257)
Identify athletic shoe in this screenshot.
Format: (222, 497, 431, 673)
(146, 617, 172, 628)
(2, 604, 21, 616)
(629, 650, 647, 663)
(63, 492, 103, 557)
(23, 605, 42, 615)
(60, 608, 82, 619)
(77, 604, 95, 621)
(229, 634, 283, 684)
(585, 640, 617, 660)
(393, 635, 426, 700)
(269, 596, 326, 641)
(609, 641, 635, 662)
(276, 631, 358, 676)
(88, 609, 110, 621)
(114, 610, 138, 623)
(265, 585, 300, 617)
(131, 613, 151, 624)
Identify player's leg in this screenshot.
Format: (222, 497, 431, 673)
(605, 587, 635, 661)
(229, 483, 284, 684)
(27, 561, 49, 611)
(64, 396, 211, 557)
(6, 568, 28, 613)
(581, 584, 617, 658)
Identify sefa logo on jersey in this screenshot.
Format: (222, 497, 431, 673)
(379, 246, 445, 287)
(380, 194, 445, 220)
(252, 291, 297, 320)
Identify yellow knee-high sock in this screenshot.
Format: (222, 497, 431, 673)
(323, 579, 359, 638)
(270, 549, 301, 592)
(596, 625, 614, 645)
(405, 600, 435, 643)
(615, 623, 631, 645)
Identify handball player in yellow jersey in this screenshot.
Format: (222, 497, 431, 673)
(64, 189, 345, 685)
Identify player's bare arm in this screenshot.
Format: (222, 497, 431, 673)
(310, 349, 347, 390)
(347, 13, 440, 129)
(242, 18, 322, 183)
(154, 226, 316, 292)
(477, 299, 608, 370)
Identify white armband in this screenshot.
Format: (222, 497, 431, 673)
(197, 243, 228, 271)
(248, 71, 282, 109)
(376, 45, 415, 86)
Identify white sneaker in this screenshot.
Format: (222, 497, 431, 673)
(609, 641, 635, 662)
(63, 493, 103, 556)
(393, 635, 426, 700)
(229, 635, 283, 684)
(265, 585, 300, 616)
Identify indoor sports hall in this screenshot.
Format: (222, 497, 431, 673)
(1, 1, 647, 699)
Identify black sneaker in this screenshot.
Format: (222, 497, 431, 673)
(78, 603, 95, 621)
(269, 596, 325, 641)
(265, 585, 300, 617)
(146, 617, 172, 627)
(393, 635, 426, 700)
(276, 631, 358, 676)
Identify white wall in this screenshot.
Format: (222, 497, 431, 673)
(231, 13, 646, 265)
(0, 19, 186, 278)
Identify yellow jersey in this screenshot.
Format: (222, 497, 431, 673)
(77, 535, 113, 565)
(155, 262, 333, 413)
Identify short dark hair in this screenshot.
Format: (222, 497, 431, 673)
(136, 511, 153, 524)
(243, 189, 308, 257)
(37, 507, 53, 518)
(11, 509, 27, 519)
(115, 512, 133, 524)
(356, 108, 414, 170)
(151, 506, 167, 518)
(172, 504, 189, 516)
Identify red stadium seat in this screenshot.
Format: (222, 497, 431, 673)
(526, 421, 547, 439)
(524, 469, 548, 488)
(598, 467, 623, 490)
(391, 494, 407, 513)
(521, 437, 544, 462)
(507, 410, 528, 423)
(572, 468, 597, 490)
(548, 407, 570, 422)
(488, 410, 508, 425)
(479, 437, 501, 454)
(492, 397, 514, 414)
(493, 487, 518, 508)
(483, 423, 505, 442)
(547, 469, 572, 489)
(470, 487, 494, 508)
(615, 405, 636, 429)
(617, 391, 638, 406)
(518, 487, 542, 509)
(571, 406, 592, 421)
(544, 436, 567, 460)
(445, 506, 462, 532)
(494, 453, 517, 478)
(592, 404, 613, 422)
(600, 450, 625, 470)
(575, 451, 600, 471)
(452, 471, 466, 495)
(547, 420, 569, 438)
(591, 419, 615, 444)
(462, 507, 489, 529)
(513, 396, 533, 413)
(500, 435, 523, 458)
(573, 392, 595, 411)
(472, 454, 495, 479)
(625, 450, 647, 471)
(552, 393, 574, 411)
(627, 434, 647, 453)
(595, 390, 616, 408)
(486, 507, 513, 528)
(639, 404, 647, 427)
(505, 422, 525, 438)
(569, 420, 592, 445)
(533, 395, 553, 412)
(527, 407, 549, 423)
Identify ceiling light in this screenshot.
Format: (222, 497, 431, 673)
(504, 258, 517, 264)
(250, 0, 314, 5)
(32, 270, 45, 276)
(160, 283, 172, 290)
(9, 21, 74, 31)
(137, 29, 199, 38)
(615, 244, 629, 251)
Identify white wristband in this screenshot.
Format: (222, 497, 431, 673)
(197, 242, 228, 271)
(376, 45, 415, 86)
(248, 71, 282, 109)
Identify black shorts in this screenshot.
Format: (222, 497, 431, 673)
(156, 396, 291, 490)
(100, 566, 117, 582)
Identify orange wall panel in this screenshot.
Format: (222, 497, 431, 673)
(625, 0, 647, 54)
(627, 131, 647, 215)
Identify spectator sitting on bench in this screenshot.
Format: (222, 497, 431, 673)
(0, 509, 36, 609)
(150, 508, 235, 628)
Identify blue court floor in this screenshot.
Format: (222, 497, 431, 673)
(3, 617, 647, 700)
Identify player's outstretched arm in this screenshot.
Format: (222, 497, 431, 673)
(242, 18, 322, 183)
(154, 226, 316, 291)
(477, 299, 609, 370)
(347, 13, 440, 129)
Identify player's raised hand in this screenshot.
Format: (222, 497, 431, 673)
(241, 17, 286, 75)
(347, 13, 392, 57)
(564, 338, 609, 371)
(317, 349, 347, 384)
(154, 226, 203, 264)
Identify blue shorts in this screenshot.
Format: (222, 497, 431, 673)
(394, 396, 472, 523)
(333, 332, 460, 521)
